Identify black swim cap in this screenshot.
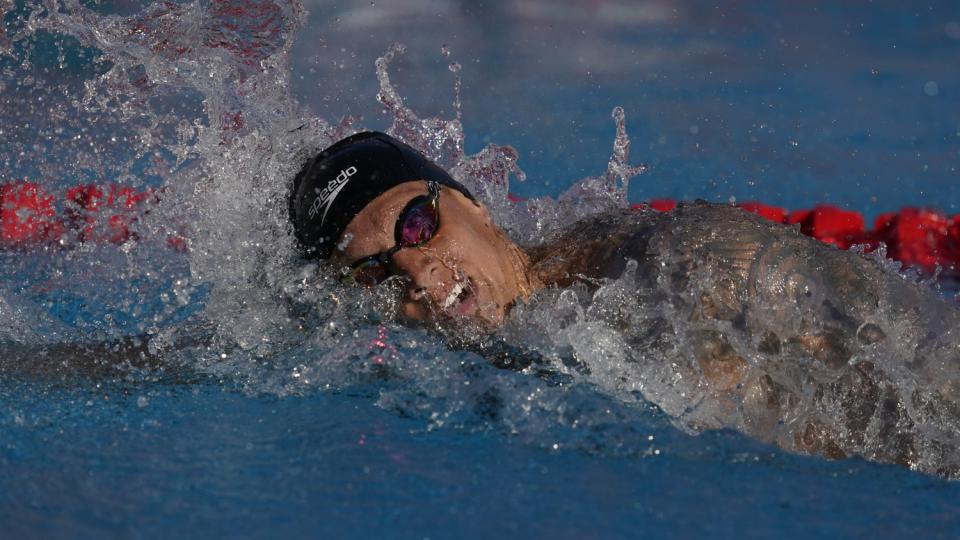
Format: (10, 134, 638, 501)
(289, 131, 475, 259)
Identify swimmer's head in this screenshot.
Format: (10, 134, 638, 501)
(289, 131, 538, 328)
(289, 131, 475, 259)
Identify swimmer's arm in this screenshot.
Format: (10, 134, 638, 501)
(1, 337, 160, 377)
(0, 324, 215, 379)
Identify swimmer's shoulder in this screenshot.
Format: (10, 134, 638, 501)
(527, 208, 667, 286)
(527, 202, 801, 286)
(667, 200, 805, 239)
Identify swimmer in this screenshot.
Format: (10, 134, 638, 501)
(3, 131, 958, 477)
(290, 131, 960, 477)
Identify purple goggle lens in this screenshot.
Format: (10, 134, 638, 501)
(342, 182, 441, 287)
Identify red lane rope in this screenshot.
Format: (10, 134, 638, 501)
(4, 182, 959, 274)
(632, 200, 960, 274)
(0, 181, 186, 251)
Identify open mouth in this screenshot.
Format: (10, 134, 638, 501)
(441, 277, 477, 316)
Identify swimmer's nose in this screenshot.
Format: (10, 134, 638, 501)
(392, 248, 444, 302)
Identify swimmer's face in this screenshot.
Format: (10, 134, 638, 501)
(332, 182, 528, 328)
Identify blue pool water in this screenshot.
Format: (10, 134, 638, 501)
(2, 1, 960, 538)
(3, 381, 959, 538)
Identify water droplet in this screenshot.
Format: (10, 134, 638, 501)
(946, 21, 960, 39)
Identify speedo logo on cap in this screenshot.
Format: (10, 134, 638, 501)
(308, 166, 358, 223)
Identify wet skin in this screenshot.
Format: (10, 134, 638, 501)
(330, 181, 540, 328)
(524, 203, 960, 476)
(336, 192, 960, 476)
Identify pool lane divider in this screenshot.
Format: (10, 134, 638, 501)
(0, 181, 187, 251)
(635, 199, 960, 275)
(3, 182, 959, 275)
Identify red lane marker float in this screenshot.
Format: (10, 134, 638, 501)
(786, 205, 866, 250)
(1, 182, 163, 250)
(645, 198, 960, 275)
(64, 184, 159, 245)
(3, 181, 960, 274)
(648, 199, 678, 213)
(628, 199, 678, 212)
(874, 208, 960, 273)
(737, 202, 787, 224)
(1, 182, 59, 246)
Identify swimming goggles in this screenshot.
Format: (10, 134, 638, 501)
(341, 181, 441, 287)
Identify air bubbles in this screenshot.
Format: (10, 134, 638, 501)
(337, 232, 354, 251)
(448, 62, 461, 74)
(946, 21, 960, 40)
(923, 81, 939, 97)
